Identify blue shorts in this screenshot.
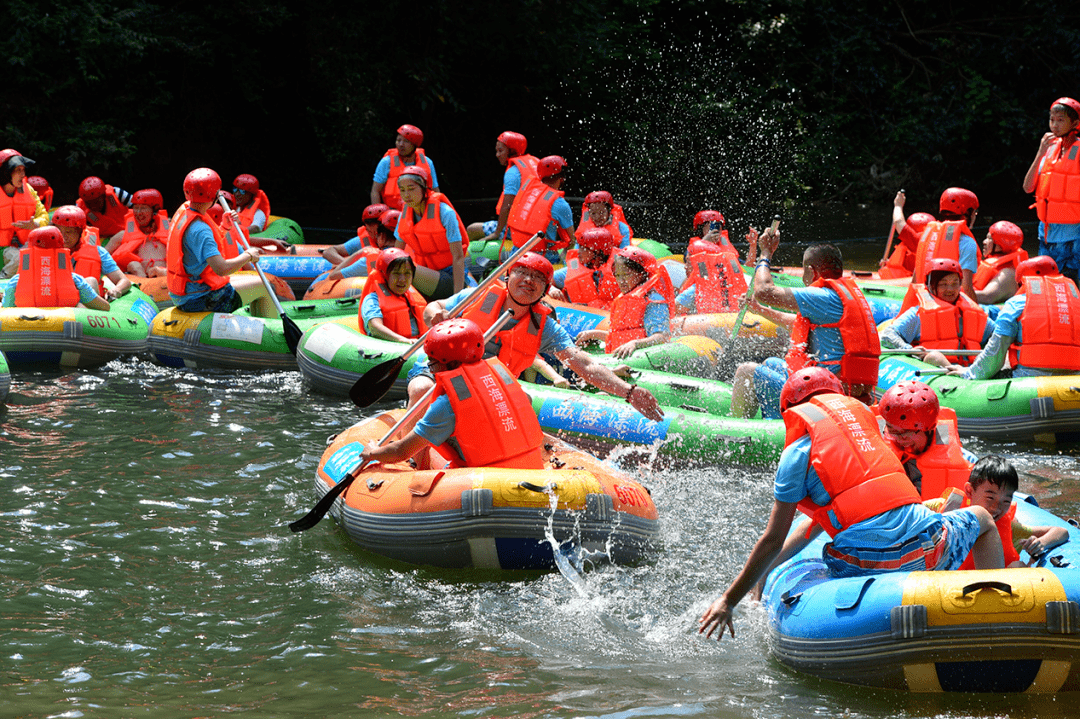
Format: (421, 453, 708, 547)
(754, 357, 789, 419)
(175, 284, 242, 313)
(1038, 221, 1080, 278)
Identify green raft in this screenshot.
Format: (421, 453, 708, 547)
(0, 350, 9, 403)
(251, 217, 305, 245)
(295, 323, 784, 466)
(148, 296, 360, 370)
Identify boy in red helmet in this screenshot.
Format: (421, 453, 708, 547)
(974, 221, 1028, 303)
(574, 190, 631, 249)
(1024, 97, 1080, 282)
(371, 124, 439, 211)
(76, 176, 133, 241)
(502, 155, 574, 259)
(231, 174, 271, 234)
(910, 187, 982, 300)
(322, 203, 390, 266)
(105, 188, 170, 278)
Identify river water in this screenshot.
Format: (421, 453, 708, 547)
(3, 225, 1080, 718)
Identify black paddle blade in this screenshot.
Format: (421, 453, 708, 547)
(288, 473, 356, 532)
(282, 315, 304, 355)
(348, 356, 406, 408)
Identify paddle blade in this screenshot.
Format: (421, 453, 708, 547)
(349, 356, 406, 408)
(282, 315, 304, 355)
(289, 472, 356, 532)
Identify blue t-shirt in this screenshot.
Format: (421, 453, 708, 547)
(413, 394, 456, 447)
(545, 197, 575, 243)
(93, 245, 120, 276)
(373, 155, 440, 189)
(1040, 220, 1080, 244)
(791, 285, 846, 370)
(503, 164, 524, 195)
(3, 272, 101, 307)
(960, 294, 1057, 379)
(170, 218, 220, 301)
(249, 209, 266, 232)
(675, 285, 696, 312)
(641, 290, 670, 336)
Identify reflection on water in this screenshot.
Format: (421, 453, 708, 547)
(0, 347, 1078, 716)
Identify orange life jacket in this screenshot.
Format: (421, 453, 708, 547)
(973, 249, 1029, 291)
(76, 185, 128, 237)
(13, 244, 81, 307)
(784, 393, 920, 538)
(431, 357, 545, 469)
(380, 148, 432, 211)
(942, 491, 1020, 570)
(877, 407, 970, 500)
(216, 212, 245, 261)
(111, 211, 170, 270)
(1009, 275, 1080, 371)
(913, 220, 981, 284)
(581, 201, 633, 241)
(237, 190, 271, 232)
(0, 179, 38, 248)
(396, 192, 470, 271)
(879, 222, 922, 280)
(358, 270, 428, 339)
(341, 245, 380, 275)
(687, 230, 738, 256)
(574, 217, 624, 247)
(37, 185, 53, 211)
(70, 227, 104, 283)
(1035, 137, 1080, 224)
(606, 267, 674, 354)
(898, 283, 987, 365)
(562, 249, 619, 309)
(786, 277, 881, 387)
(356, 226, 379, 250)
(496, 155, 539, 215)
(684, 244, 747, 313)
(460, 282, 552, 377)
(506, 177, 563, 248)
(166, 207, 231, 296)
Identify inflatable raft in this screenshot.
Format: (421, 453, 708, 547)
(250, 216, 305, 245)
(257, 255, 332, 298)
(0, 350, 9, 404)
(149, 296, 360, 370)
(877, 355, 1080, 442)
(128, 271, 295, 310)
(0, 286, 157, 368)
(762, 495, 1080, 693)
(312, 411, 660, 570)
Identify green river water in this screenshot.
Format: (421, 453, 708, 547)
(3, 223, 1080, 718)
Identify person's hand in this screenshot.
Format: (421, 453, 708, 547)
(552, 376, 570, 389)
(546, 286, 566, 301)
(1019, 535, 1045, 559)
(245, 247, 261, 263)
(12, 220, 35, 230)
(428, 308, 452, 326)
(612, 339, 637, 359)
(745, 226, 759, 247)
(627, 385, 663, 421)
(702, 228, 722, 244)
(1038, 131, 1056, 155)
(944, 363, 966, 376)
(149, 266, 167, 278)
(759, 227, 780, 257)
(893, 190, 906, 208)
(878, 257, 888, 269)
(698, 595, 735, 640)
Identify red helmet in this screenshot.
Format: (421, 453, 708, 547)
(497, 131, 527, 157)
(988, 221, 1024, 252)
(78, 176, 106, 201)
(233, 174, 259, 192)
(1016, 256, 1059, 285)
(27, 175, 49, 194)
(615, 245, 658, 275)
(511, 251, 554, 285)
(1051, 97, 1080, 118)
(220, 190, 237, 208)
(536, 155, 567, 180)
(579, 227, 619, 253)
(584, 190, 613, 208)
(131, 188, 163, 212)
(397, 124, 424, 147)
(925, 256, 961, 280)
(52, 205, 87, 230)
(29, 226, 65, 249)
(779, 367, 843, 412)
(879, 380, 939, 432)
(398, 163, 430, 189)
(379, 209, 401, 231)
(692, 210, 725, 231)
(0, 149, 23, 167)
(362, 203, 391, 223)
(425, 318, 485, 366)
(207, 204, 224, 223)
(939, 187, 979, 216)
(375, 247, 414, 277)
(184, 168, 222, 203)
(907, 212, 936, 234)
(687, 239, 720, 257)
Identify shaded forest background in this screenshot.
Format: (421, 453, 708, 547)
(4, 0, 1078, 240)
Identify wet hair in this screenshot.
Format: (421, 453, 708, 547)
(804, 243, 844, 278)
(385, 254, 415, 277)
(968, 455, 1019, 494)
(928, 269, 960, 294)
(1053, 102, 1080, 123)
(0, 157, 21, 186)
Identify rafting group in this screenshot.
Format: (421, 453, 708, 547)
(3, 97, 1080, 692)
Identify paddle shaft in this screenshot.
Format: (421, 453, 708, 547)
(731, 215, 781, 342)
(291, 311, 514, 532)
(881, 188, 904, 262)
(217, 195, 290, 320)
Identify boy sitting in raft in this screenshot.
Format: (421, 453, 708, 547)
(929, 455, 1069, 568)
(358, 248, 427, 342)
(911, 187, 983, 300)
(974, 221, 1028, 304)
(699, 367, 1004, 641)
(575, 246, 674, 359)
(878, 189, 936, 279)
(547, 227, 621, 309)
(104, 189, 170, 278)
(316, 209, 399, 285)
(359, 318, 545, 470)
(321, 203, 390, 265)
(2, 227, 109, 311)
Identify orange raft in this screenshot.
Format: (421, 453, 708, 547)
(313, 410, 660, 570)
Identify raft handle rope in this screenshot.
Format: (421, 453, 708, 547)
(518, 481, 558, 494)
(961, 580, 1013, 598)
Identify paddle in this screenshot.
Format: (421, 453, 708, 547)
(289, 310, 514, 532)
(347, 231, 545, 408)
(217, 194, 303, 354)
(730, 215, 781, 348)
(881, 188, 904, 264)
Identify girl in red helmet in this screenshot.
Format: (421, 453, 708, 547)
(575, 246, 674, 359)
(1024, 97, 1080, 282)
(880, 258, 992, 368)
(574, 190, 631, 249)
(467, 131, 539, 246)
(974, 221, 1028, 304)
(371, 124, 439, 211)
(358, 248, 428, 342)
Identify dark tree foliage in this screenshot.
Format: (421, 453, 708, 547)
(2, 0, 1077, 235)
